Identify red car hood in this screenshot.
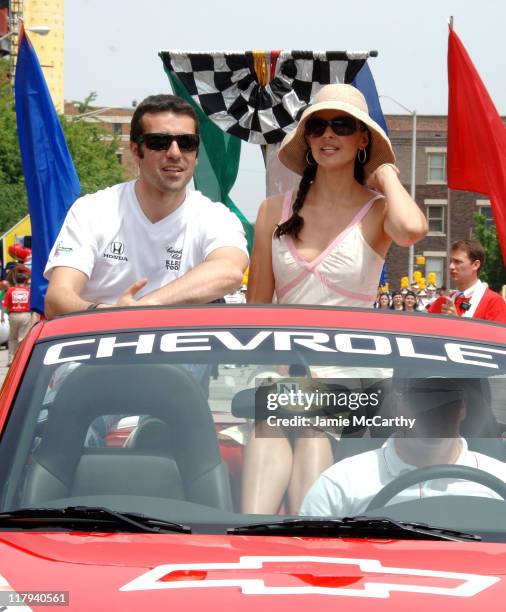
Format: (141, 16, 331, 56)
(0, 533, 505, 610)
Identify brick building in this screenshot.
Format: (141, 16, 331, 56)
(385, 114, 494, 289)
(63, 101, 138, 178)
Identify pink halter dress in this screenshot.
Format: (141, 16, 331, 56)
(272, 191, 385, 307)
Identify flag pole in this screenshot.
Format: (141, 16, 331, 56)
(446, 15, 453, 287)
(446, 186, 451, 286)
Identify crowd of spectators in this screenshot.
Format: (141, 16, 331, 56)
(373, 283, 446, 312)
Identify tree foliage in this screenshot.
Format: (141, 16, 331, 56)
(62, 119, 125, 195)
(0, 184, 28, 232)
(0, 61, 24, 185)
(0, 58, 125, 235)
(76, 91, 98, 114)
(0, 60, 27, 234)
(471, 212, 506, 291)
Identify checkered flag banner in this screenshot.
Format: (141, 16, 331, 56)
(159, 50, 372, 145)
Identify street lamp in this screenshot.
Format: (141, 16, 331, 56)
(0, 25, 51, 42)
(1, 22, 52, 84)
(70, 107, 117, 121)
(379, 95, 417, 285)
(24, 26, 50, 36)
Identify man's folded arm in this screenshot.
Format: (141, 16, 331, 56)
(44, 267, 93, 318)
(133, 246, 248, 306)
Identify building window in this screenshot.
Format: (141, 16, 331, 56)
(426, 205, 445, 234)
(112, 123, 122, 136)
(116, 153, 123, 164)
(427, 152, 446, 183)
(476, 200, 493, 229)
(425, 256, 446, 287)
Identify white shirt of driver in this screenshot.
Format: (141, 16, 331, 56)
(300, 436, 506, 517)
(44, 181, 248, 304)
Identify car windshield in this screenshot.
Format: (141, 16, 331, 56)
(1, 325, 506, 538)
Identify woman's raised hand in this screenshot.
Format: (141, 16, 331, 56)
(366, 163, 400, 192)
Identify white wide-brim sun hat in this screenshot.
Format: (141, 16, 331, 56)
(278, 83, 395, 178)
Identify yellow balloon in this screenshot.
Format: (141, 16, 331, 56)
(401, 276, 409, 288)
(413, 271, 422, 281)
(418, 277, 426, 289)
(428, 272, 437, 284)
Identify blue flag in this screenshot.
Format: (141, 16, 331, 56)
(352, 61, 388, 134)
(353, 62, 388, 287)
(14, 25, 81, 314)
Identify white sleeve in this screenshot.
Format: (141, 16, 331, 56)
(199, 203, 249, 259)
(299, 474, 347, 517)
(44, 196, 98, 280)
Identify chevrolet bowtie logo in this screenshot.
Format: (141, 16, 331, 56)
(120, 555, 499, 598)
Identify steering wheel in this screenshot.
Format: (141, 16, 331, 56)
(366, 464, 506, 511)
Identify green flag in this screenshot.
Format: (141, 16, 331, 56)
(164, 68, 254, 253)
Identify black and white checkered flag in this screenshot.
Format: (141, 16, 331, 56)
(159, 50, 370, 145)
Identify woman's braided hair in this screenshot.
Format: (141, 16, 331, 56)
(274, 162, 317, 240)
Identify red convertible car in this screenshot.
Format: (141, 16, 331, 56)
(1, 305, 506, 610)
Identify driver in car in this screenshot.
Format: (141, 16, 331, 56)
(299, 378, 506, 517)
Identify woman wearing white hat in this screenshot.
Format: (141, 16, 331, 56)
(242, 84, 427, 514)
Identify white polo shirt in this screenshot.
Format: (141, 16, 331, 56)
(300, 437, 506, 517)
(44, 181, 248, 304)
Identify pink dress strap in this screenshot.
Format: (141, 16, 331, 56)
(280, 191, 294, 223)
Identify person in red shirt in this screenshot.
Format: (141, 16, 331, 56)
(1, 271, 32, 365)
(428, 239, 506, 323)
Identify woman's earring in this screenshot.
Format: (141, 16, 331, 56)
(306, 150, 316, 166)
(357, 148, 367, 164)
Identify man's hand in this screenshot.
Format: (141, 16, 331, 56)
(113, 278, 149, 307)
(440, 295, 458, 316)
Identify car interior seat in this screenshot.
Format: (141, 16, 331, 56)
(21, 364, 233, 510)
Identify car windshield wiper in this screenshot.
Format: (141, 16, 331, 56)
(228, 516, 481, 542)
(0, 506, 191, 533)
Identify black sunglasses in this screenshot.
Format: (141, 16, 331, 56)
(304, 116, 360, 138)
(138, 132, 200, 152)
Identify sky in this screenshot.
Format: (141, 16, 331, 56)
(64, 0, 506, 220)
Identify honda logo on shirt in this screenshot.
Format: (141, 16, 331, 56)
(103, 241, 128, 262)
(110, 242, 125, 255)
(120, 555, 499, 598)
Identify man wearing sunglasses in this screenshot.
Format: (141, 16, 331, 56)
(44, 94, 248, 317)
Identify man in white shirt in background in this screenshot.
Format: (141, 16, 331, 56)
(300, 378, 506, 517)
(44, 94, 248, 317)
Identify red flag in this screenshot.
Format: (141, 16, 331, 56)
(447, 25, 506, 261)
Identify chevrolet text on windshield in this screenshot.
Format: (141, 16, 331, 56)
(43, 329, 506, 369)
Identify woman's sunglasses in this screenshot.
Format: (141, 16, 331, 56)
(137, 132, 200, 152)
(304, 116, 360, 138)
